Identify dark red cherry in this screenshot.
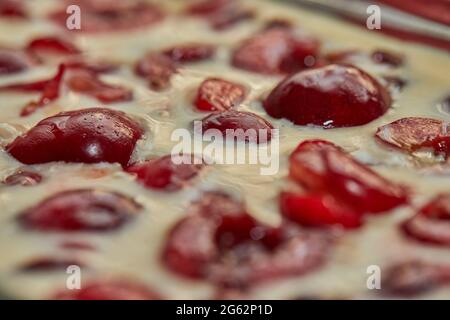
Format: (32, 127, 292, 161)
(264, 64, 392, 128)
(194, 78, 246, 111)
(26, 37, 81, 55)
(0, 48, 35, 75)
(200, 110, 274, 143)
(402, 194, 450, 247)
(163, 191, 330, 287)
(7, 107, 144, 167)
(66, 69, 133, 103)
(383, 260, 450, 296)
(185, 0, 229, 16)
(163, 43, 215, 63)
(376, 117, 450, 160)
(134, 52, 177, 91)
(232, 28, 320, 74)
(18, 189, 141, 232)
(49, 1, 164, 33)
(371, 49, 404, 67)
(54, 279, 161, 300)
(3, 170, 42, 186)
(289, 139, 408, 213)
(127, 154, 204, 191)
(0, 0, 26, 18)
(280, 192, 363, 229)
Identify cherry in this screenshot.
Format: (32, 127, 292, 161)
(0, 0, 26, 18)
(2, 169, 42, 186)
(185, 0, 229, 16)
(26, 37, 81, 56)
(66, 69, 133, 103)
(49, 0, 164, 33)
(54, 279, 161, 300)
(163, 192, 330, 287)
(194, 78, 246, 112)
(6, 107, 144, 167)
(383, 260, 450, 296)
(232, 28, 320, 74)
(186, 0, 253, 30)
(19, 257, 82, 272)
(134, 52, 177, 91)
(376, 117, 450, 160)
(371, 49, 404, 67)
(402, 194, 450, 247)
(18, 189, 141, 232)
(264, 64, 392, 128)
(200, 110, 274, 143)
(0, 48, 35, 75)
(127, 154, 204, 191)
(289, 139, 408, 213)
(280, 192, 363, 229)
(163, 43, 215, 63)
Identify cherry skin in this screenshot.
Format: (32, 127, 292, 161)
(383, 260, 450, 296)
(402, 194, 450, 247)
(6, 107, 144, 167)
(0, 48, 35, 75)
(263, 64, 392, 128)
(26, 37, 81, 55)
(280, 192, 363, 229)
(54, 280, 162, 300)
(127, 154, 204, 191)
(2, 170, 42, 186)
(376, 117, 450, 160)
(18, 189, 141, 232)
(66, 69, 133, 103)
(200, 110, 274, 143)
(135, 52, 177, 91)
(163, 43, 215, 63)
(194, 78, 246, 112)
(289, 139, 408, 213)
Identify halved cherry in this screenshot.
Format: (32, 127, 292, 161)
(402, 194, 450, 247)
(376, 117, 450, 160)
(0, 48, 35, 75)
(289, 139, 408, 213)
(163, 192, 330, 287)
(127, 154, 204, 191)
(134, 52, 177, 91)
(371, 49, 404, 67)
(186, 0, 253, 30)
(6, 107, 144, 167)
(18, 189, 141, 231)
(3, 169, 42, 186)
(263, 64, 392, 128)
(66, 69, 133, 103)
(19, 257, 83, 272)
(0, 0, 26, 18)
(232, 28, 320, 74)
(49, 0, 164, 33)
(280, 192, 363, 229)
(163, 43, 215, 63)
(54, 279, 161, 300)
(26, 37, 81, 56)
(194, 78, 246, 112)
(383, 260, 450, 296)
(200, 110, 274, 143)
